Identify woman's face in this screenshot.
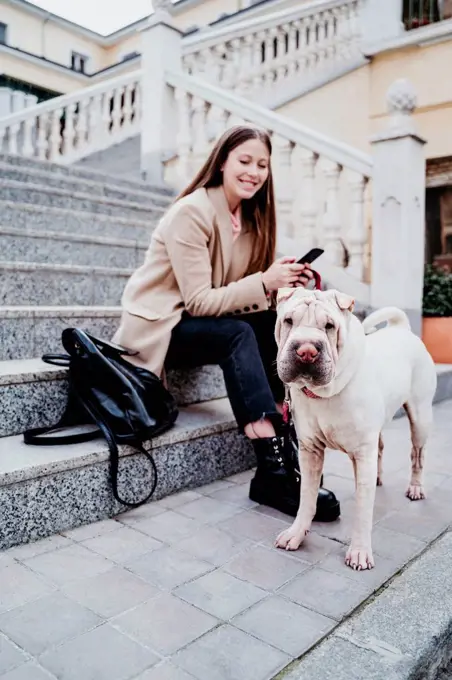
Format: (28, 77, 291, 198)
(221, 138, 270, 209)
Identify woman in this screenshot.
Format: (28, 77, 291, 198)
(114, 125, 339, 521)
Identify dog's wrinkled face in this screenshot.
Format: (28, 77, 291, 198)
(275, 288, 355, 387)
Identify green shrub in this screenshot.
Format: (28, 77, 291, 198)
(423, 264, 452, 318)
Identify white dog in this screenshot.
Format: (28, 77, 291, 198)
(274, 287, 437, 570)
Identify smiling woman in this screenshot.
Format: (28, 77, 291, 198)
(113, 125, 340, 521)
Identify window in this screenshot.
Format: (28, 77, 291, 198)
(71, 51, 89, 74)
(0, 23, 7, 44)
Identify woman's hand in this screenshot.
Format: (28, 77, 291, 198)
(262, 256, 313, 292)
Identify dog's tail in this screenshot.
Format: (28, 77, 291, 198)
(362, 307, 411, 335)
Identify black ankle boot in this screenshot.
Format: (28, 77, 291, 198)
(249, 435, 340, 521)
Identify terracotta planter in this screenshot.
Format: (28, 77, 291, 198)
(422, 316, 452, 363)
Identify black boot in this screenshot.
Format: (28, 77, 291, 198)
(249, 434, 340, 521)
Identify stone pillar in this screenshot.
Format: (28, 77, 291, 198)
(140, 0, 183, 183)
(360, 0, 405, 47)
(370, 79, 426, 336)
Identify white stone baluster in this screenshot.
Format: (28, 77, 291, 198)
(292, 147, 318, 250)
(275, 27, 288, 85)
(231, 38, 246, 95)
(296, 18, 308, 75)
(48, 109, 65, 162)
(76, 98, 89, 154)
(315, 13, 327, 68)
(346, 171, 368, 278)
(22, 116, 35, 157)
(268, 27, 279, 85)
(304, 16, 316, 71)
(207, 104, 228, 144)
(8, 123, 19, 155)
(36, 113, 49, 160)
(252, 32, 266, 94)
(191, 96, 209, 172)
(222, 45, 236, 90)
(133, 81, 141, 128)
(122, 83, 134, 132)
(210, 44, 227, 87)
(273, 135, 294, 237)
(287, 21, 300, 77)
(322, 159, 343, 265)
(63, 103, 76, 160)
(174, 87, 192, 186)
(240, 34, 255, 96)
(111, 87, 123, 135)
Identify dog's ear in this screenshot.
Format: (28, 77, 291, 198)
(276, 287, 295, 306)
(334, 291, 355, 312)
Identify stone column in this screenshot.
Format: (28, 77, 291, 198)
(140, 0, 183, 183)
(360, 0, 405, 47)
(370, 79, 426, 336)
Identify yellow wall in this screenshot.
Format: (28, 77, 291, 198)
(276, 37, 452, 161)
(369, 42, 452, 159)
(0, 52, 85, 93)
(276, 65, 372, 153)
(0, 4, 43, 54)
(42, 23, 105, 72)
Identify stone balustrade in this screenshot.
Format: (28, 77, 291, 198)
(0, 71, 142, 164)
(182, 0, 362, 101)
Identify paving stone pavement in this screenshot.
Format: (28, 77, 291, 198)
(0, 400, 451, 680)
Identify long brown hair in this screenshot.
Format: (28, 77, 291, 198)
(177, 125, 277, 275)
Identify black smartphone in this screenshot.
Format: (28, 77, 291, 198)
(297, 247, 324, 265)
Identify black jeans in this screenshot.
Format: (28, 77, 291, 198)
(165, 311, 284, 431)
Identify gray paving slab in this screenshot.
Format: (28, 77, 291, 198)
(0, 592, 101, 655)
(112, 593, 218, 656)
(173, 624, 291, 680)
(39, 623, 158, 680)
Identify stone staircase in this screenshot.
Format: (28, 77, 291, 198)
(0, 154, 256, 551)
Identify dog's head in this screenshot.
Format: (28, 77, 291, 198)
(275, 287, 355, 387)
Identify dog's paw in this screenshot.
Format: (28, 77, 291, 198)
(275, 525, 309, 551)
(345, 545, 375, 571)
(406, 484, 425, 501)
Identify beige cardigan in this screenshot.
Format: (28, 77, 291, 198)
(113, 185, 270, 377)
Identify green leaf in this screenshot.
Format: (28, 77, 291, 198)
(422, 264, 452, 318)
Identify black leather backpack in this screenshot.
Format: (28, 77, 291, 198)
(23, 328, 179, 508)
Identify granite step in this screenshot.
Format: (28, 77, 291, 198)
(0, 306, 122, 361)
(0, 161, 174, 207)
(0, 200, 159, 242)
(0, 226, 148, 269)
(0, 397, 252, 550)
(0, 179, 168, 220)
(0, 152, 173, 196)
(0, 261, 132, 306)
(0, 358, 227, 437)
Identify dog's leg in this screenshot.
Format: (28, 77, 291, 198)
(346, 446, 378, 570)
(377, 434, 384, 486)
(404, 401, 432, 500)
(275, 445, 324, 551)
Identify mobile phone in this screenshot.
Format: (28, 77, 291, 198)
(297, 248, 324, 265)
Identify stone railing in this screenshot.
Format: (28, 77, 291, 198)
(0, 70, 142, 164)
(165, 69, 373, 290)
(182, 0, 363, 101)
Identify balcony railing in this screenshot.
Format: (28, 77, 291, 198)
(403, 0, 441, 30)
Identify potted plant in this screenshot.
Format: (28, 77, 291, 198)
(422, 264, 452, 363)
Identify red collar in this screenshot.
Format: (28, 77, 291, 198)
(302, 386, 322, 399)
